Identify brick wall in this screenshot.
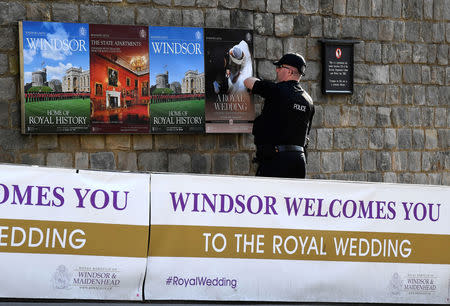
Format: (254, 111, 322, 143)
(0, 0, 448, 185)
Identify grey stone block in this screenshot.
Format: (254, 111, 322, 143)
(117, 152, 137, 171)
(182, 9, 204, 27)
(393, 151, 407, 171)
(425, 129, 438, 149)
(317, 128, 333, 149)
(310, 16, 322, 37)
(0, 77, 15, 102)
(275, 15, 293, 37)
(408, 151, 421, 172)
(219, 0, 240, 9)
(392, 0, 402, 17)
(254, 13, 273, 35)
(365, 85, 385, 105)
(306, 38, 321, 60)
(136, 7, 158, 25)
(389, 65, 402, 84)
(422, 66, 431, 84)
(321, 152, 342, 173)
(379, 20, 394, 41)
(405, 22, 421, 42)
(324, 105, 340, 127)
(197, 0, 218, 7)
(432, 23, 445, 43)
(20, 153, 45, 166)
(138, 152, 167, 172)
(75, 152, 89, 170)
(267, 0, 281, 12)
(109, 7, 135, 25)
(282, 0, 300, 12)
(361, 19, 378, 40)
(397, 43, 412, 63)
(168, 153, 191, 173)
(306, 151, 320, 173)
(376, 151, 391, 171)
(344, 151, 361, 171)
(422, 152, 441, 171)
(300, 0, 319, 13)
(155, 135, 179, 150)
(376, 107, 391, 127)
(362, 150, 376, 171)
(358, 0, 371, 16)
(334, 0, 346, 15)
(47, 153, 73, 168)
(384, 128, 397, 149)
(426, 86, 439, 106)
(218, 134, 238, 151)
(37, 135, 58, 150)
(391, 106, 408, 127)
(413, 173, 428, 184)
(421, 107, 434, 128)
(437, 129, 448, 149)
(232, 153, 250, 175)
(369, 128, 384, 149)
(437, 45, 448, 65)
(0, 2, 26, 25)
(341, 106, 360, 126)
(409, 107, 421, 127)
(53, 3, 78, 22)
(174, 0, 195, 4)
(205, 9, 230, 28)
(231, 10, 253, 30)
(267, 37, 283, 60)
(412, 129, 425, 149)
(127, 0, 151, 2)
(253, 35, 267, 59)
(398, 129, 412, 149)
(427, 44, 437, 64)
(382, 44, 397, 64)
(429, 173, 442, 185)
(421, 22, 434, 43)
(431, 66, 444, 86)
(133, 135, 153, 150)
(397, 173, 413, 184)
(423, 0, 433, 19)
(341, 18, 361, 38)
(80, 5, 108, 24)
(334, 128, 353, 149)
(311, 104, 323, 126)
(241, 0, 265, 11)
(257, 60, 276, 80)
(372, 0, 383, 16)
(323, 18, 341, 38)
(365, 43, 382, 63)
(153, 0, 171, 5)
(386, 85, 400, 104)
(0, 53, 7, 75)
(346, 0, 359, 16)
(413, 85, 426, 105)
(412, 44, 428, 63)
(435, 108, 447, 127)
(0, 102, 8, 128)
(384, 172, 397, 183)
(90, 152, 116, 170)
(192, 153, 211, 174)
(283, 38, 307, 57)
(360, 106, 376, 127)
(212, 153, 230, 174)
(401, 85, 414, 105)
(402, 0, 423, 19)
(293, 14, 311, 36)
(403, 65, 422, 84)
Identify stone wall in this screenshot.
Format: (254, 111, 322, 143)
(0, 0, 448, 185)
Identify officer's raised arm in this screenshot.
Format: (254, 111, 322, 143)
(244, 77, 259, 91)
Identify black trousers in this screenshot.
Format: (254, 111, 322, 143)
(256, 151, 306, 179)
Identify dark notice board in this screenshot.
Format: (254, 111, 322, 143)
(320, 40, 359, 94)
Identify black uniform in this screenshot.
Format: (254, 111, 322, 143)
(252, 79, 314, 178)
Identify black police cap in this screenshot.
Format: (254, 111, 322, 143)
(273, 53, 306, 76)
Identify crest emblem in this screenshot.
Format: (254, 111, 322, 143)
(52, 265, 72, 290)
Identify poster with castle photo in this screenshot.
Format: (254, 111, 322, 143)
(89, 24, 150, 133)
(20, 21, 91, 133)
(204, 28, 255, 133)
(148, 26, 205, 133)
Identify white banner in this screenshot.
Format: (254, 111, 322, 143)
(0, 164, 150, 300)
(145, 173, 450, 303)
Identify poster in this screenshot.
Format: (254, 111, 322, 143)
(20, 21, 91, 133)
(145, 173, 450, 303)
(0, 164, 150, 300)
(149, 26, 205, 133)
(89, 24, 150, 133)
(204, 29, 255, 133)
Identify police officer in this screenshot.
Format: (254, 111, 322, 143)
(244, 53, 314, 178)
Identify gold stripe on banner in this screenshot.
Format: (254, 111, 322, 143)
(149, 225, 450, 264)
(0, 219, 148, 258)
